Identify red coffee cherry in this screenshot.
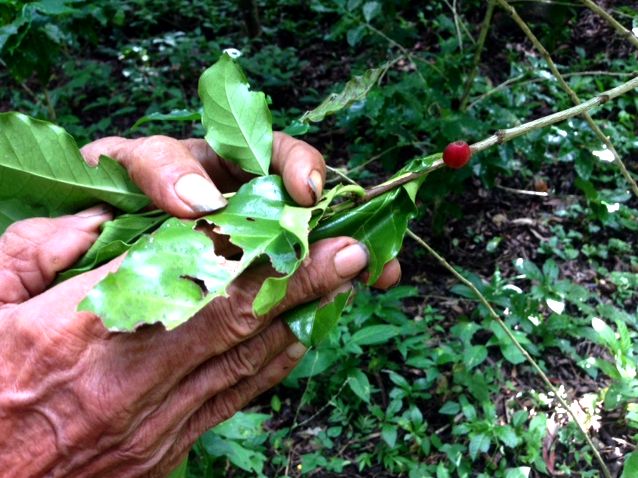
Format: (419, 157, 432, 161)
(443, 141, 472, 169)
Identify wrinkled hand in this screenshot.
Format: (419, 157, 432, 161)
(0, 133, 401, 477)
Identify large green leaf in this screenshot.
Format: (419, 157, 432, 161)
(79, 217, 241, 331)
(0, 112, 149, 233)
(57, 210, 169, 281)
(310, 184, 419, 284)
(199, 53, 272, 176)
(299, 64, 388, 124)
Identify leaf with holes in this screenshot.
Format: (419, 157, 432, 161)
(79, 217, 242, 331)
(203, 175, 313, 316)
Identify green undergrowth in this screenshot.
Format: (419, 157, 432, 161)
(3, 0, 638, 476)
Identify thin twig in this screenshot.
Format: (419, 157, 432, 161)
(470, 75, 638, 153)
(468, 71, 633, 110)
(580, 0, 638, 49)
(496, 0, 638, 197)
(405, 229, 612, 478)
(443, 0, 464, 51)
(321, 75, 638, 215)
(460, 0, 496, 111)
(293, 378, 350, 429)
(496, 184, 549, 197)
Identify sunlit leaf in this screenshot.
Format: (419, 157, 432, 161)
(199, 53, 272, 175)
(79, 218, 242, 331)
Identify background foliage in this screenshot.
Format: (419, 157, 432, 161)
(2, 0, 638, 476)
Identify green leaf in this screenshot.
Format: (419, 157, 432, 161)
(469, 433, 491, 460)
(299, 64, 388, 124)
(464, 345, 488, 370)
(505, 467, 531, 478)
(311, 186, 418, 284)
(57, 210, 169, 281)
(362, 1, 381, 22)
(381, 424, 398, 448)
(199, 53, 272, 176)
(621, 451, 638, 478)
(203, 175, 313, 316)
(284, 291, 351, 347)
(439, 401, 460, 415)
(0, 112, 149, 233)
(167, 458, 188, 478)
(131, 109, 201, 130)
(496, 425, 521, 448)
(0, 199, 47, 233)
(79, 217, 241, 331)
(348, 369, 371, 403)
(80, 176, 324, 331)
(351, 324, 400, 346)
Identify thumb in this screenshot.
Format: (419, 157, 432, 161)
(0, 206, 112, 305)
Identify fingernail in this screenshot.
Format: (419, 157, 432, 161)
(334, 243, 369, 278)
(76, 205, 112, 217)
(307, 170, 323, 204)
(286, 342, 307, 360)
(175, 173, 227, 213)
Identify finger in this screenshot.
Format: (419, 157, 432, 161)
(175, 237, 368, 362)
(271, 132, 325, 206)
(173, 341, 306, 461)
(81, 136, 227, 217)
(360, 258, 402, 290)
(124, 319, 296, 455)
(181, 132, 325, 206)
(0, 206, 112, 305)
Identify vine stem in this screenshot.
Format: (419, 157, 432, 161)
(496, 0, 638, 198)
(580, 0, 638, 49)
(459, 0, 495, 111)
(405, 229, 612, 478)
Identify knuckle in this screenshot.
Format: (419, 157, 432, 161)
(214, 286, 263, 341)
(209, 389, 243, 424)
(293, 259, 332, 299)
(226, 335, 269, 379)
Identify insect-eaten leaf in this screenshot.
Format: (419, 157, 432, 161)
(203, 175, 314, 316)
(80, 175, 344, 332)
(79, 218, 242, 331)
(199, 53, 272, 176)
(0, 112, 149, 234)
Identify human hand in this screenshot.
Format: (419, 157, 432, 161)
(0, 133, 401, 477)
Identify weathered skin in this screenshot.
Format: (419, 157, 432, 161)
(0, 134, 401, 477)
